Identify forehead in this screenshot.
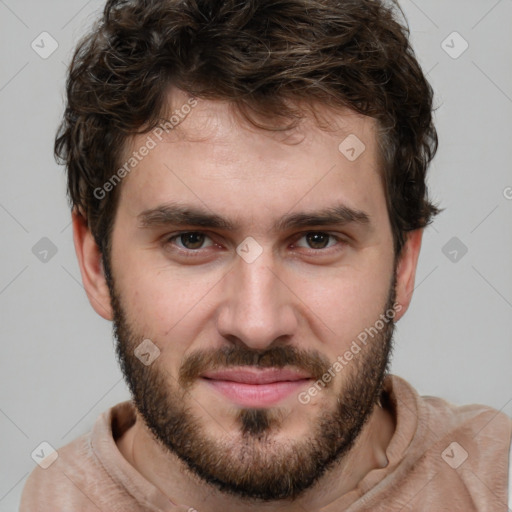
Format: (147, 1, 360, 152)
(115, 90, 385, 230)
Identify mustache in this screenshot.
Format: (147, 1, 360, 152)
(179, 345, 332, 388)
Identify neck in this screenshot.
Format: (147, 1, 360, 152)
(117, 400, 395, 512)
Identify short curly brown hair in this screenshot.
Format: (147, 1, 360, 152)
(55, 0, 439, 260)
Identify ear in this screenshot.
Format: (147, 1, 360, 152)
(394, 229, 423, 322)
(72, 210, 113, 321)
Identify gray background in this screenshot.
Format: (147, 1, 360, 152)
(1, 0, 511, 509)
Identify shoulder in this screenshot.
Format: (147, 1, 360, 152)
(419, 389, 512, 442)
(388, 374, 512, 440)
(386, 375, 512, 509)
(20, 432, 102, 511)
(19, 401, 139, 512)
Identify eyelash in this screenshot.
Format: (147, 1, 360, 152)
(162, 231, 347, 258)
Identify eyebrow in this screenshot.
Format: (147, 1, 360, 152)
(137, 201, 371, 233)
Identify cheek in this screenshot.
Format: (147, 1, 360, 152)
(116, 264, 222, 353)
(295, 262, 393, 351)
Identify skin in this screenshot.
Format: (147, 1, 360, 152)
(73, 88, 423, 512)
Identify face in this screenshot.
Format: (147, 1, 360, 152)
(104, 91, 400, 501)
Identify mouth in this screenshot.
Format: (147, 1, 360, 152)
(200, 367, 312, 408)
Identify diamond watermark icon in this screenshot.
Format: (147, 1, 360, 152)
(441, 441, 468, 469)
(134, 338, 161, 366)
(32, 237, 58, 263)
(31, 441, 58, 469)
(442, 237, 468, 263)
(236, 237, 263, 264)
(31, 32, 59, 59)
(441, 32, 469, 60)
(338, 134, 366, 162)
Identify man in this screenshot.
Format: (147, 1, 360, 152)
(20, 0, 511, 510)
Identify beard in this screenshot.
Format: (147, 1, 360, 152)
(107, 263, 396, 502)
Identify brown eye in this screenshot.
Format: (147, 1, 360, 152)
(167, 232, 213, 250)
(305, 233, 331, 249)
(180, 233, 205, 249)
(295, 232, 339, 250)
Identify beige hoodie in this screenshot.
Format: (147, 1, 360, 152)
(20, 375, 512, 511)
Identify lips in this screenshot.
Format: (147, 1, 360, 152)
(201, 367, 312, 407)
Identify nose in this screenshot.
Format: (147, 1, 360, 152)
(216, 250, 299, 350)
